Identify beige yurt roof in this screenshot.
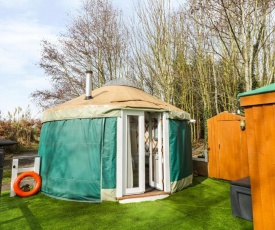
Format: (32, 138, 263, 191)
(42, 84, 190, 122)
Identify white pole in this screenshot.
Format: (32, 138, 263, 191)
(85, 70, 93, 100)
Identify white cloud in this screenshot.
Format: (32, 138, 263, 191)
(0, 71, 49, 118)
(0, 0, 38, 8)
(56, 0, 82, 9)
(0, 20, 58, 75)
(0, 1, 81, 118)
(0, 18, 57, 118)
(18, 74, 50, 91)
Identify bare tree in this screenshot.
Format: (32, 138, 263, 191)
(129, 0, 183, 103)
(184, 0, 275, 140)
(32, 0, 129, 109)
(128, 0, 204, 140)
(196, 0, 275, 91)
(31, 0, 275, 142)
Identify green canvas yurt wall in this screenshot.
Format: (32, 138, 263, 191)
(39, 118, 117, 202)
(169, 120, 193, 192)
(38, 81, 193, 202)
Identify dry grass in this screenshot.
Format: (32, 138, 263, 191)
(0, 107, 41, 152)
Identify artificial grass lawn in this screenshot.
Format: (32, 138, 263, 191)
(0, 177, 253, 230)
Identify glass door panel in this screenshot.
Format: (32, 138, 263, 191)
(126, 115, 139, 189)
(124, 111, 145, 195)
(149, 113, 163, 190)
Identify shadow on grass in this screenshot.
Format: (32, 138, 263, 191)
(0, 192, 42, 230)
(189, 175, 207, 187)
(18, 201, 42, 229)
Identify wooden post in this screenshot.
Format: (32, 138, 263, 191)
(240, 91, 275, 230)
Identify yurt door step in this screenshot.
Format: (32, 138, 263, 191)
(117, 189, 170, 203)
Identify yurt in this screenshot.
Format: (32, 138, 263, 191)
(38, 77, 193, 202)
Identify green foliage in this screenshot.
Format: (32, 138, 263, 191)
(2, 169, 11, 183)
(0, 106, 41, 152)
(0, 177, 253, 229)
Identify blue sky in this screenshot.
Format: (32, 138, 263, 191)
(0, 0, 178, 119)
(0, 0, 134, 119)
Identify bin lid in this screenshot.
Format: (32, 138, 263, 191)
(0, 138, 17, 147)
(230, 176, 251, 188)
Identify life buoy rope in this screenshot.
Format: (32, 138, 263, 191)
(13, 171, 42, 197)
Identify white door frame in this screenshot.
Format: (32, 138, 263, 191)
(162, 113, 171, 192)
(149, 113, 163, 190)
(121, 110, 145, 195)
(116, 110, 170, 199)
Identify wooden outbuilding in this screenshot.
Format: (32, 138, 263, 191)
(239, 83, 275, 230)
(207, 111, 249, 180)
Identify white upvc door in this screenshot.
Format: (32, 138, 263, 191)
(149, 113, 164, 190)
(122, 110, 145, 195)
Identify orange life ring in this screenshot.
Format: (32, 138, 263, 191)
(13, 171, 42, 197)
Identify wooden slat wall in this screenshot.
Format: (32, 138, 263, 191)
(218, 121, 236, 179)
(207, 115, 219, 178)
(242, 101, 275, 230)
(240, 127, 249, 179)
(207, 111, 249, 180)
